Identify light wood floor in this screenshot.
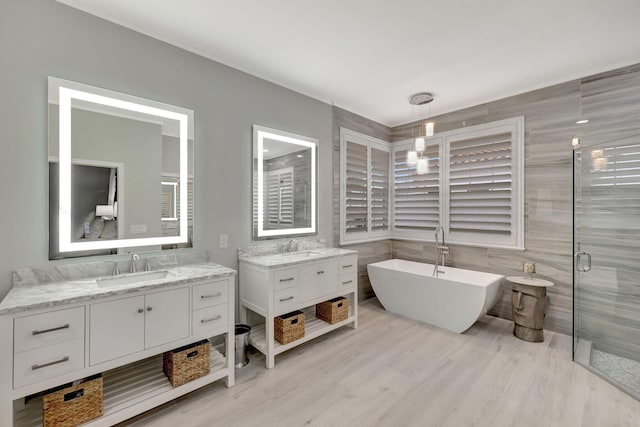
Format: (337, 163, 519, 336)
(120, 300, 640, 427)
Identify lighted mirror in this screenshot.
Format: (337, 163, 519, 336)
(48, 77, 194, 259)
(252, 125, 317, 239)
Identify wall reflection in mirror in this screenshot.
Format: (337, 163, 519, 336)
(48, 77, 194, 259)
(253, 125, 317, 239)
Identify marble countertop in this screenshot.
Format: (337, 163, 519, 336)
(239, 247, 357, 268)
(0, 262, 236, 315)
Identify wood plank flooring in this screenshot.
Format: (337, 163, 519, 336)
(119, 300, 640, 427)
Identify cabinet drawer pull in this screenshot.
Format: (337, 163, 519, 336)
(201, 292, 223, 299)
(342, 280, 353, 285)
(279, 296, 294, 302)
(316, 270, 325, 275)
(32, 324, 70, 336)
(147, 306, 153, 311)
(342, 264, 353, 268)
(31, 356, 70, 370)
(279, 277, 295, 282)
(137, 308, 144, 314)
(201, 315, 222, 324)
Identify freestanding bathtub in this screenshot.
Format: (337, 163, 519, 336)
(367, 259, 504, 333)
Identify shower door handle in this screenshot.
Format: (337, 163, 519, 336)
(575, 251, 591, 272)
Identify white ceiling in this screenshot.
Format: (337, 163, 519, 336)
(58, 0, 640, 127)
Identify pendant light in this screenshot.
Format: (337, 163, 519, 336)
(408, 92, 435, 174)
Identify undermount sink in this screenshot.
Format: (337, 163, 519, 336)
(280, 250, 322, 257)
(96, 270, 169, 287)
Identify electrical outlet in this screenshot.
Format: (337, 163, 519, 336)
(219, 234, 229, 248)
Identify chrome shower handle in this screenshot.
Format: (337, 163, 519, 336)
(574, 251, 591, 272)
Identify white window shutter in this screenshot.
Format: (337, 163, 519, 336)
(265, 168, 294, 228)
(340, 129, 391, 244)
(344, 140, 369, 235)
(370, 148, 390, 232)
(448, 132, 513, 234)
(444, 116, 524, 249)
(392, 141, 441, 236)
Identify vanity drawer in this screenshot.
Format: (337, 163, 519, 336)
(192, 304, 228, 335)
(274, 267, 299, 290)
(193, 280, 229, 310)
(274, 287, 299, 314)
(338, 256, 357, 277)
(339, 274, 357, 291)
(14, 307, 85, 353)
(13, 338, 85, 389)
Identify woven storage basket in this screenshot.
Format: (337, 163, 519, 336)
(163, 339, 210, 387)
(274, 310, 305, 344)
(316, 297, 348, 324)
(42, 374, 103, 427)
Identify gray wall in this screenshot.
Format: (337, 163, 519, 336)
(0, 0, 333, 298)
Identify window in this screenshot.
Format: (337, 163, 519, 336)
(443, 117, 524, 249)
(340, 117, 524, 249)
(391, 138, 443, 240)
(340, 128, 391, 244)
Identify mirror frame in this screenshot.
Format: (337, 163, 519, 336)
(49, 77, 193, 252)
(253, 125, 317, 239)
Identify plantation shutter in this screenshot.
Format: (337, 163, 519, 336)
(266, 168, 293, 227)
(589, 144, 640, 187)
(345, 141, 369, 234)
(393, 144, 440, 231)
(448, 132, 513, 234)
(161, 191, 173, 219)
(175, 178, 194, 224)
(370, 148, 390, 231)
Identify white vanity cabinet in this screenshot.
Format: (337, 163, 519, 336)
(0, 265, 235, 427)
(299, 260, 339, 302)
(240, 249, 358, 369)
(89, 287, 190, 365)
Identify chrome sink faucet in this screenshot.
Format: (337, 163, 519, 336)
(287, 239, 299, 253)
(130, 253, 140, 273)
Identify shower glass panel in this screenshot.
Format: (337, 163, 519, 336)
(573, 140, 640, 400)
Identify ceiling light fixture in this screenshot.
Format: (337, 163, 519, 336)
(576, 119, 589, 124)
(408, 92, 435, 174)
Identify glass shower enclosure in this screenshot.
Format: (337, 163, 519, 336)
(573, 140, 640, 400)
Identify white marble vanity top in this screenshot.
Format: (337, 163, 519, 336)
(0, 262, 236, 315)
(506, 276, 554, 287)
(239, 247, 357, 268)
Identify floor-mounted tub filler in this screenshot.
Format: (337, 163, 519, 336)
(367, 259, 504, 333)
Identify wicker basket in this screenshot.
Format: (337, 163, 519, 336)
(163, 339, 211, 387)
(274, 310, 305, 344)
(42, 374, 103, 427)
(316, 297, 348, 324)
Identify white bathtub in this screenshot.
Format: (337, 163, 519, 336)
(367, 259, 504, 333)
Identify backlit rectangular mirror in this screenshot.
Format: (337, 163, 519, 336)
(48, 77, 194, 259)
(252, 125, 317, 239)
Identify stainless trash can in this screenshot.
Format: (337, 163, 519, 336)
(234, 324, 251, 368)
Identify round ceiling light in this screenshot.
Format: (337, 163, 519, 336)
(409, 93, 434, 105)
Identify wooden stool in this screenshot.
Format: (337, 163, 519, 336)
(506, 277, 554, 342)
